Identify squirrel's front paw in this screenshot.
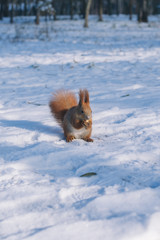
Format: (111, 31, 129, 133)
(66, 136, 75, 142)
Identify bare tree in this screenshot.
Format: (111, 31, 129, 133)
(137, 0, 148, 22)
(129, 0, 133, 20)
(116, 0, 119, 15)
(10, 0, 16, 23)
(152, 0, 159, 14)
(81, 0, 86, 18)
(70, 0, 73, 19)
(98, 0, 103, 21)
(52, 0, 56, 20)
(84, 0, 92, 28)
(24, 0, 27, 16)
(35, 0, 40, 24)
(0, 0, 3, 20)
(107, 0, 111, 15)
(3, 0, 9, 17)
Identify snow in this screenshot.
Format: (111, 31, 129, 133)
(0, 15, 160, 240)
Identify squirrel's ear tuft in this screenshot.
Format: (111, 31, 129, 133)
(84, 89, 89, 103)
(79, 89, 89, 105)
(79, 89, 84, 106)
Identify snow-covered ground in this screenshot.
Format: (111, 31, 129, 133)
(0, 15, 160, 240)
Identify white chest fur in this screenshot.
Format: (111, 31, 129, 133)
(68, 122, 88, 139)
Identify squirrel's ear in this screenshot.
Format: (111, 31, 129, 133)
(84, 89, 89, 103)
(79, 89, 84, 106)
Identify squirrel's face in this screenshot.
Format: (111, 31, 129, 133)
(77, 103, 92, 121)
(77, 89, 92, 122)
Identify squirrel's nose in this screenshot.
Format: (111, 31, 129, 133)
(86, 115, 90, 120)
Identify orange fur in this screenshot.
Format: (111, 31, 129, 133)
(49, 90, 77, 127)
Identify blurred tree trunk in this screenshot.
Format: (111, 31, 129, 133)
(98, 0, 103, 21)
(137, 0, 148, 22)
(35, 0, 40, 24)
(10, 0, 15, 23)
(60, 0, 65, 15)
(129, 0, 133, 20)
(153, 0, 159, 14)
(81, 0, 86, 19)
(107, 0, 111, 15)
(70, 0, 73, 19)
(24, 0, 27, 16)
(84, 0, 92, 28)
(52, 0, 56, 20)
(16, 0, 18, 17)
(4, 0, 9, 17)
(116, 0, 119, 15)
(0, 0, 3, 20)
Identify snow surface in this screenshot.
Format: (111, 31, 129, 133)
(0, 15, 160, 240)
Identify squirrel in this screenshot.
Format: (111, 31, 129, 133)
(49, 89, 93, 142)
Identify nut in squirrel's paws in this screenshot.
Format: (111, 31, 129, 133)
(82, 120, 90, 129)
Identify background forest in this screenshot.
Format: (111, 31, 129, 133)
(0, 0, 160, 25)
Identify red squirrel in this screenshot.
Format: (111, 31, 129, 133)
(49, 89, 93, 142)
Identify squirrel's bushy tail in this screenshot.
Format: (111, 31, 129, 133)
(49, 90, 77, 127)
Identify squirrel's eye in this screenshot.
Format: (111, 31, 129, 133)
(81, 110, 84, 114)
